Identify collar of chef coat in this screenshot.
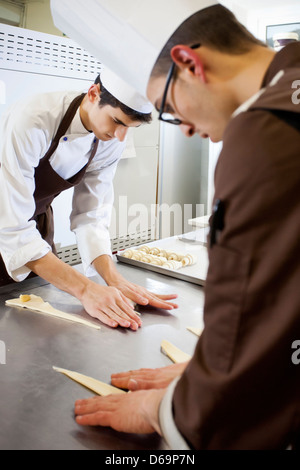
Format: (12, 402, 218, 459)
(232, 42, 300, 119)
(69, 105, 91, 136)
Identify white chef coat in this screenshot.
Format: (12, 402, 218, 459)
(0, 90, 126, 281)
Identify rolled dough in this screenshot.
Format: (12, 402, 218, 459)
(5, 294, 101, 330)
(121, 245, 197, 271)
(53, 366, 125, 396)
(161, 340, 191, 363)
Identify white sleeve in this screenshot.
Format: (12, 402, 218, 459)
(159, 378, 191, 450)
(0, 111, 51, 281)
(70, 156, 120, 277)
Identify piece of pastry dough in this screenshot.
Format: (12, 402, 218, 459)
(131, 251, 144, 261)
(5, 294, 101, 330)
(141, 254, 153, 263)
(187, 326, 203, 337)
(136, 245, 151, 253)
(163, 260, 182, 270)
(157, 249, 168, 258)
(150, 256, 166, 266)
(181, 254, 197, 266)
(149, 247, 160, 255)
(53, 366, 125, 395)
(20, 294, 31, 302)
(168, 252, 185, 261)
(161, 340, 191, 363)
(122, 249, 135, 258)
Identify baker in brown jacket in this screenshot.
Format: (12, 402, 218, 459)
(51, 1, 300, 449)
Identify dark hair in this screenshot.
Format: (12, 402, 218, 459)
(94, 74, 152, 124)
(152, 4, 266, 77)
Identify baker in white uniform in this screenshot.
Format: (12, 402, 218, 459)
(0, 68, 178, 329)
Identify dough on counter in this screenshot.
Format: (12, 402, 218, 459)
(5, 294, 101, 330)
(53, 366, 125, 396)
(187, 326, 203, 337)
(20, 294, 31, 302)
(161, 340, 192, 363)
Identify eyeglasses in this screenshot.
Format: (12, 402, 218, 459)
(158, 44, 200, 126)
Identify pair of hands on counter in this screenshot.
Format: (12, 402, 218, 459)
(83, 253, 178, 330)
(27, 252, 178, 331)
(27, 252, 182, 435)
(75, 362, 188, 435)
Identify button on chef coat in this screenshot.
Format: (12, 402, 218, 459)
(0, 90, 126, 281)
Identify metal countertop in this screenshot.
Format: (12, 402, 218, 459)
(0, 260, 205, 450)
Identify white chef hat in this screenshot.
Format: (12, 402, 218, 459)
(100, 67, 153, 114)
(51, 0, 218, 97)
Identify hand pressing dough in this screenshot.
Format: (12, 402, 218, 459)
(5, 294, 101, 330)
(53, 366, 125, 396)
(187, 326, 203, 337)
(161, 340, 191, 363)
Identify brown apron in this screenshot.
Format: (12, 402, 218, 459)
(0, 93, 99, 286)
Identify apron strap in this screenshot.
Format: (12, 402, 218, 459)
(43, 93, 86, 162)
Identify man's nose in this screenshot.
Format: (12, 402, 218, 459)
(179, 123, 196, 138)
(114, 126, 128, 142)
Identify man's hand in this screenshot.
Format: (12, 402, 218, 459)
(79, 281, 142, 330)
(108, 277, 178, 310)
(27, 252, 142, 330)
(93, 255, 178, 311)
(111, 362, 189, 390)
(74, 388, 166, 435)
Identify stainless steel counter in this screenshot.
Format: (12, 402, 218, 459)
(0, 259, 205, 450)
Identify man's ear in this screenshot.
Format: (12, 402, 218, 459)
(87, 83, 100, 103)
(170, 45, 206, 83)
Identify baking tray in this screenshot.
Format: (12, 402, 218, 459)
(116, 231, 209, 286)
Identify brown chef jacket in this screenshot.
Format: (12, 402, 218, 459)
(173, 42, 300, 449)
(0, 93, 99, 286)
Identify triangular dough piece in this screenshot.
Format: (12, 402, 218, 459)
(5, 294, 100, 330)
(161, 340, 191, 363)
(187, 326, 203, 337)
(53, 366, 125, 396)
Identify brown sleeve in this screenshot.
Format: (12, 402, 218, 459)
(172, 109, 300, 449)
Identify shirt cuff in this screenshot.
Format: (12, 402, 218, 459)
(74, 225, 112, 277)
(4, 239, 51, 282)
(159, 377, 191, 450)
